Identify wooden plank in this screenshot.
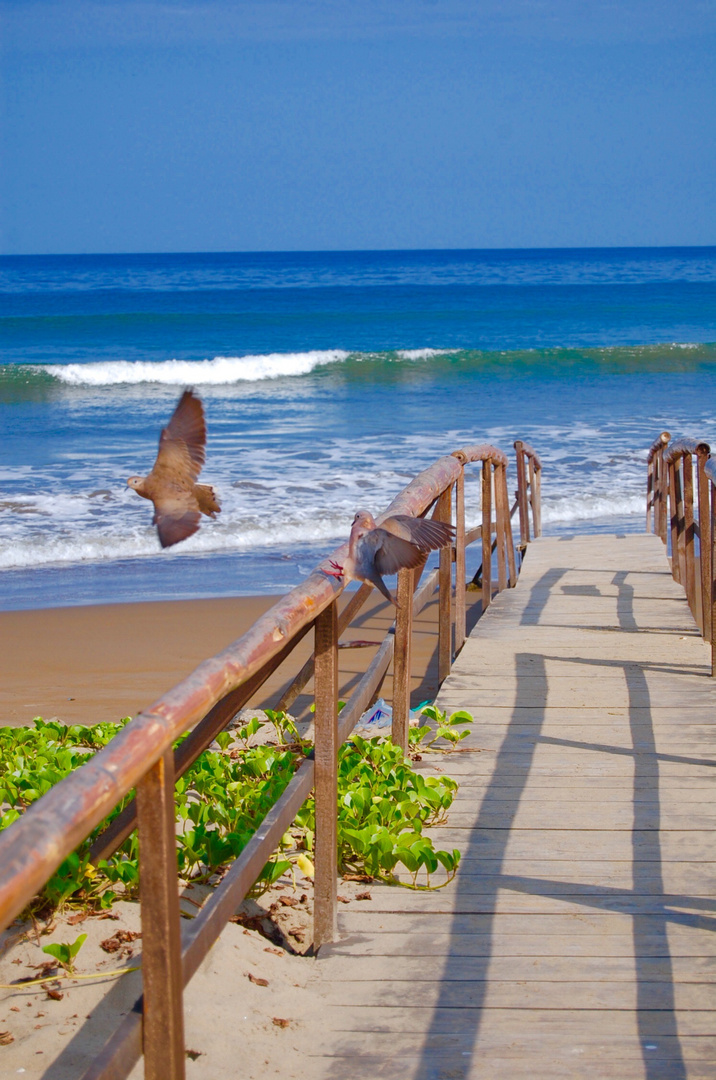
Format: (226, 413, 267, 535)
(419, 830, 716, 860)
(328, 890, 716, 916)
(335, 910, 714, 935)
(311, 1049, 716, 1080)
(310, 1005, 716, 1035)
(319, 953, 716, 982)
(321, 927, 716, 958)
(320, 979, 714, 1011)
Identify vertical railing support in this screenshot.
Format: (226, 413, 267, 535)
(674, 461, 687, 586)
(500, 464, 518, 587)
(481, 461, 493, 612)
(646, 431, 670, 540)
(454, 469, 467, 655)
(711, 483, 716, 678)
(392, 567, 414, 753)
(436, 485, 453, 684)
(683, 451, 696, 616)
(136, 749, 185, 1080)
(514, 440, 529, 548)
(697, 445, 712, 641)
(494, 462, 508, 592)
(668, 460, 680, 584)
(529, 455, 541, 538)
(313, 602, 339, 951)
(658, 445, 669, 541)
(647, 454, 655, 534)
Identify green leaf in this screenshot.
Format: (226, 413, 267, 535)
(448, 710, 474, 725)
(42, 932, 87, 973)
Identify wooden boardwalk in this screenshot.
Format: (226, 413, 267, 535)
(312, 533, 716, 1080)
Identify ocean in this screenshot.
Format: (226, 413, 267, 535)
(1, 247, 716, 611)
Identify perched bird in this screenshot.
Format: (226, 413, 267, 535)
(325, 510, 455, 607)
(127, 388, 221, 548)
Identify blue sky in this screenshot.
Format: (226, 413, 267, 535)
(1, 0, 715, 254)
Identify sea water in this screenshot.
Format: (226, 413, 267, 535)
(1, 247, 716, 610)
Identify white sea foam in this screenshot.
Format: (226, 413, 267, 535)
(541, 494, 644, 525)
(43, 351, 350, 387)
(0, 512, 352, 570)
(396, 348, 452, 360)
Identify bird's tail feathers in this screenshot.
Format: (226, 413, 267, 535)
(195, 483, 221, 517)
(366, 569, 399, 608)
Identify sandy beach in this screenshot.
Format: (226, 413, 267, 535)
(0, 587, 481, 730)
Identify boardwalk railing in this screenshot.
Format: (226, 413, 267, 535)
(0, 439, 542, 1080)
(514, 440, 542, 546)
(647, 432, 714, 673)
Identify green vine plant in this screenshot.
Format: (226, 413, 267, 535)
(0, 704, 474, 916)
(409, 705, 473, 752)
(41, 933, 87, 975)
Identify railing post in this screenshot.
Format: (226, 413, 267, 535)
(494, 461, 508, 592)
(711, 484, 716, 678)
(668, 460, 680, 583)
(647, 432, 671, 540)
(697, 446, 712, 640)
(454, 470, 467, 655)
(136, 749, 185, 1080)
(683, 452, 697, 619)
(501, 463, 518, 587)
(482, 461, 493, 611)
(658, 446, 669, 541)
(646, 455, 655, 533)
(674, 460, 687, 587)
(530, 456, 541, 538)
(436, 485, 453, 683)
(514, 440, 529, 547)
(392, 567, 414, 754)
(313, 602, 339, 950)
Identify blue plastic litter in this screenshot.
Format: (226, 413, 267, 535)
(355, 698, 428, 733)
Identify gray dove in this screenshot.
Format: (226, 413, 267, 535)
(127, 388, 221, 548)
(325, 509, 455, 606)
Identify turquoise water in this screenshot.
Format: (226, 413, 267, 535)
(1, 247, 716, 610)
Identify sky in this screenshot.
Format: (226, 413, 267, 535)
(0, 0, 715, 255)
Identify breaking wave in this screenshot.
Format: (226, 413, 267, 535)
(43, 350, 350, 386)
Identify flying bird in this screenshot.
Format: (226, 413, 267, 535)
(325, 510, 455, 606)
(127, 388, 221, 548)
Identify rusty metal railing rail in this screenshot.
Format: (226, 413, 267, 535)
(0, 439, 542, 1080)
(647, 433, 713, 668)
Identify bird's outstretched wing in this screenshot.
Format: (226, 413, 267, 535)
(383, 514, 455, 551)
(152, 494, 202, 549)
(371, 531, 427, 576)
(154, 388, 206, 482)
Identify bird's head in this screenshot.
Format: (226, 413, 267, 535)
(127, 475, 145, 490)
(352, 509, 376, 530)
(351, 509, 377, 538)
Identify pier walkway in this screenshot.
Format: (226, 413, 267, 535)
(312, 533, 716, 1080)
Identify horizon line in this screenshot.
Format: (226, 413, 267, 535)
(2, 243, 716, 260)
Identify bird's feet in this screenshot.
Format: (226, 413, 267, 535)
(324, 560, 344, 579)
